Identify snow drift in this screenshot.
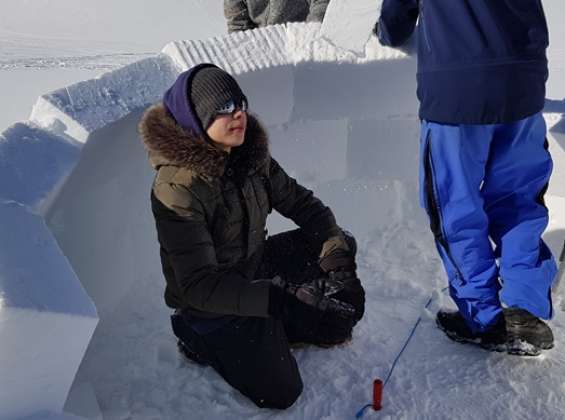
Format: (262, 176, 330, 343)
(1, 9, 565, 419)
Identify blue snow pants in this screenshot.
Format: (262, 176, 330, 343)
(419, 112, 557, 333)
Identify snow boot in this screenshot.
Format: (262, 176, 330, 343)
(503, 308, 554, 356)
(177, 339, 210, 366)
(436, 310, 507, 353)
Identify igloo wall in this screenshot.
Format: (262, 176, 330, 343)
(0, 19, 564, 419)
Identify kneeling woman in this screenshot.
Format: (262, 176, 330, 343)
(139, 64, 365, 409)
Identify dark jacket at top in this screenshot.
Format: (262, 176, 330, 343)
(224, 0, 329, 33)
(139, 104, 342, 319)
(377, 0, 549, 124)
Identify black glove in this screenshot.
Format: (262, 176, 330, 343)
(268, 276, 356, 320)
(319, 248, 356, 274)
(319, 247, 364, 322)
(326, 271, 365, 322)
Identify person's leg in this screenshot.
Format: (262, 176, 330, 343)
(419, 121, 502, 333)
(172, 313, 303, 409)
(258, 228, 362, 345)
(483, 112, 557, 320)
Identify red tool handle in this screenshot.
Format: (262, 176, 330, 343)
(373, 379, 383, 411)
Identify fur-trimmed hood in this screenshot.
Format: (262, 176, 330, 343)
(139, 103, 270, 179)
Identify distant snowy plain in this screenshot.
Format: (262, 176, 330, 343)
(1, 1, 565, 419)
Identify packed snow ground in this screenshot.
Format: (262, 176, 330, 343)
(1, 1, 565, 419)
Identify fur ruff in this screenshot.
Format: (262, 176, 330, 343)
(139, 103, 270, 179)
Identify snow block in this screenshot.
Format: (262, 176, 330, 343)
(45, 110, 163, 318)
(286, 22, 410, 64)
(267, 119, 348, 184)
(0, 123, 80, 212)
(163, 25, 288, 74)
(30, 55, 178, 143)
(0, 201, 98, 420)
(314, 178, 422, 239)
(320, 0, 380, 54)
(347, 118, 420, 180)
(292, 58, 418, 122)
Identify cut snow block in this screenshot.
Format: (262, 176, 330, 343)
(320, 0, 381, 54)
(286, 22, 411, 65)
(0, 201, 98, 420)
(347, 118, 420, 180)
(292, 58, 418, 122)
(45, 110, 163, 319)
(267, 119, 348, 184)
(236, 67, 294, 126)
(0, 123, 80, 212)
(163, 25, 288, 75)
(314, 178, 423, 239)
(31, 55, 178, 143)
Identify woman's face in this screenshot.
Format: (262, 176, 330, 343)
(206, 109, 247, 153)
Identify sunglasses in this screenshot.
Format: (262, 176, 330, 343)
(216, 98, 249, 116)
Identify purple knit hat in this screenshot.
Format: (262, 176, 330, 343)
(163, 63, 246, 137)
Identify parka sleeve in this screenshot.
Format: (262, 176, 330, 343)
(377, 0, 419, 47)
(306, 0, 330, 22)
(269, 158, 342, 244)
(224, 0, 256, 33)
(153, 183, 270, 317)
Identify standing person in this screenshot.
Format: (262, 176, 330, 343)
(376, 0, 557, 356)
(139, 64, 364, 409)
(224, 0, 329, 33)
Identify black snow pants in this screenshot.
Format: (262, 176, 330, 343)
(171, 228, 359, 409)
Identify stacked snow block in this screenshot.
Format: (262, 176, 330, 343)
(30, 55, 178, 143)
(0, 202, 97, 420)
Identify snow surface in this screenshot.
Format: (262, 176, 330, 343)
(0, 0, 564, 419)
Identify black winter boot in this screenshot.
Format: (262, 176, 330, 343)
(436, 310, 507, 353)
(503, 308, 554, 356)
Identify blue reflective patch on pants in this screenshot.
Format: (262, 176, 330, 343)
(419, 113, 557, 333)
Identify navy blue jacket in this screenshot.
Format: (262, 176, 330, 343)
(377, 0, 549, 124)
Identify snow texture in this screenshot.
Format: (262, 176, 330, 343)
(30, 56, 178, 143)
(0, 123, 80, 212)
(0, 1, 564, 418)
(0, 201, 97, 420)
(320, 0, 381, 54)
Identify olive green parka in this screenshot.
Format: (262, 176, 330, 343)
(139, 104, 344, 319)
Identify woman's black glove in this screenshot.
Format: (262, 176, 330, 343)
(319, 247, 365, 322)
(268, 276, 356, 320)
(319, 248, 356, 274)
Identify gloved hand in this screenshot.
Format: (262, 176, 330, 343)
(319, 245, 364, 322)
(319, 247, 356, 274)
(268, 275, 356, 320)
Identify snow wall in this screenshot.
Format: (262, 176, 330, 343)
(0, 21, 564, 420)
